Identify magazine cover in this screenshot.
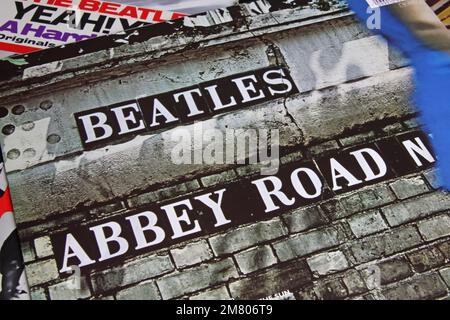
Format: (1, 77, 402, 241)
(0, 0, 449, 302)
(0, 0, 237, 57)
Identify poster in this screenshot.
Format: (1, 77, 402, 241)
(0, 0, 450, 301)
(0, 0, 237, 57)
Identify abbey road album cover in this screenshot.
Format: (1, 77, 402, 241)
(0, 0, 450, 301)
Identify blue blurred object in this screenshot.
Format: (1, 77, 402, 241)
(347, 0, 450, 190)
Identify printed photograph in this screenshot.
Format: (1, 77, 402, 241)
(0, 0, 449, 303)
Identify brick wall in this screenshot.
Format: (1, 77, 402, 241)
(0, 2, 449, 300)
(21, 121, 450, 300)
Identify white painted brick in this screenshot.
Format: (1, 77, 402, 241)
(389, 176, 429, 200)
(26, 259, 59, 287)
(116, 281, 161, 300)
(34, 236, 54, 258)
(307, 251, 349, 276)
(273, 225, 346, 262)
(171, 240, 213, 268)
(209, 219, 287, 256)
(439, 268, 450, 288)
(418, 214, 450, 241)
(21, 241, 36, 263)
(234, 245, 277, 274)
(91, 254, 173, 293)
(382, 192, 450, 227)
(48, 278, 91, 300)
(348, 210, 388, 238)
(157, 259, 238, 299)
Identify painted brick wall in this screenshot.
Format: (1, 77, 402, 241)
(0, 2, 449, 300)
(21, 122, 450, 300)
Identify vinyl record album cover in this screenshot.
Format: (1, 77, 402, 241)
(0, 0, 449, 301)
